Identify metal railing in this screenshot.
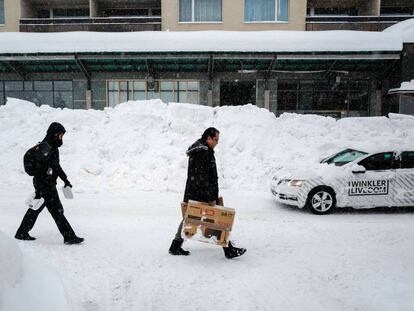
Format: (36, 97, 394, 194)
(306, 15, 414, 31)
(20, 16, 161, 32)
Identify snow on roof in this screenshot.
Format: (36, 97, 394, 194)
(0, 30, 403, 54)
(389, 80, 414, 94)
(383, 18, 414, 43)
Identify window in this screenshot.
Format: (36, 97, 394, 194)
(178, 81, 199, 104)
(358, 153, 394, 171)
(179, 0, 222, 22)
(277, 79, 369, 113)
(36, 10, 50, 18)
(277, 81, 298, 110)
(54, 81, 73, 109)
(3, 80, 73, 108)
(34, 81, 53, 91)
(107, 80, 199, 107)
(151, 8, 161, 16)
(245, 0, 288, 22)
(5, 81, 23, 91)
(401, 152, 414, 169)
(0, 0, 4, 25)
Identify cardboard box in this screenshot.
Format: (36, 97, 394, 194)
(181, 196, 224, 218)
(182, 199, 235, 247)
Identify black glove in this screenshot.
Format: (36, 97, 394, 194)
(64, 180, 72, 188)
(34, 191, 42, 199)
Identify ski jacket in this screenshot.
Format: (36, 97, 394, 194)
(183, 139, 219, 203)
(33, 123, 68, 190)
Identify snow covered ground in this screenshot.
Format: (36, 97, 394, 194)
(1, 99, 414, 310)
(1, 189, 414, 311)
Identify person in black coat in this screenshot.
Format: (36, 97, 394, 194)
(15, 122, 84, 245)
(169, 127, 246, 259)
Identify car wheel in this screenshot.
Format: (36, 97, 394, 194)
(306, 187, 336, 215)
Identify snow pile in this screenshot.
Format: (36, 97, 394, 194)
(0, 231, 69, 311)
(383, 17, 414, 43)
(0, 232, 22, 298)
(1, 98, 414, 193)
(0, 30, 402, 54)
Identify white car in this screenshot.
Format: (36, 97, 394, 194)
(270, 148, 414, 214)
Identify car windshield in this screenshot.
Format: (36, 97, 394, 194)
(321, 149, 368, 166)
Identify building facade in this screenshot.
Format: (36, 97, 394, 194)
(0, 0, 161, 32)
(162, 0, 306, 31)
(0, 0, 413, 117)
(306, 0, 414, 31)
(2, 0, 414, 33)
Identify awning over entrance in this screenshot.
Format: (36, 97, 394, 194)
(0, 51, 400, 77)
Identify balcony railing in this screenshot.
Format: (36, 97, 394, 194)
(306, 15, 414, 31)
(20, 16, 161, 32)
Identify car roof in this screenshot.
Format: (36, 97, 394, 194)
(341, 144, 414, 155)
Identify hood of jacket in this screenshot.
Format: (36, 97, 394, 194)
(43, 122, 66, 147)
(186, 139, 211, 157)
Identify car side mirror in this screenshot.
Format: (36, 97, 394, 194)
(351, 164, 366, 174)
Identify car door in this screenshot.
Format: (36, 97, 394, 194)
(394, 151, 414, 207)
(346, 152, 396, 208)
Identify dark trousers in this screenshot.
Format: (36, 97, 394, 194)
(16, 186, 76, 240)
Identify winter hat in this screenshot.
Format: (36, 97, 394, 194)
(46, 122, 66, 138)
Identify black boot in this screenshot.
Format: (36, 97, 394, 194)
(223, 241, 246, 259)
(64, 236, 84, 245)
(169, 238, 190, 256)
(15, 209, 40, 241)
(15, 232, 36, 241)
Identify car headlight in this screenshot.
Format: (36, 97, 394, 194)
(277, 178, 289, 185)
(287, 180, 304, 187)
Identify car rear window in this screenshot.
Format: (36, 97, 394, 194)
(358, 152, 394, 171)
(401, 151, 414, 169)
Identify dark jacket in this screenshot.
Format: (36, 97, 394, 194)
(183, 139, 219, 203)
(33, 123, 68, 190)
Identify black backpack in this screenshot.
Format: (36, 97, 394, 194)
(23, 142, 51, 176)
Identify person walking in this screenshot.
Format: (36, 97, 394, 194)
(168, 127, 246, 259)
(15, 122, 84, 245)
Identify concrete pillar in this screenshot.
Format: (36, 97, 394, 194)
(89, 0, 98, 17)
(268, 79, 278, 113)
(363, 0, 380, 16)
(375, 89, 382, 116)
(207, 89, 213, 107)
(255, 79, 265, 108)
(86, 90, 92, 109)
(264, 90, 270, 110)
(369, 80, 377, 116)
(212, 79, 220, 107)
(371, 0, 381, 16)
(21, 0, 34, 18)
